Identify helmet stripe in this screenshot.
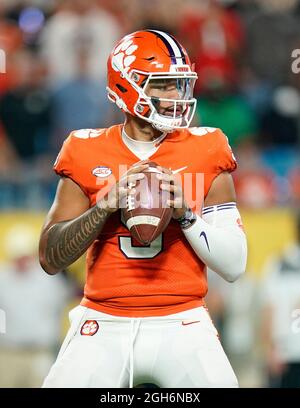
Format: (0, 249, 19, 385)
(147, 30, 184, 65)
(169, 34, 187, 64)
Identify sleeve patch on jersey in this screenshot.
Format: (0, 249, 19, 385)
(92, 166, 113, 178)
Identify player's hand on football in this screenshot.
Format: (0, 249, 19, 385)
(97, 161, 150, 213)
(156, 166, 189, 219)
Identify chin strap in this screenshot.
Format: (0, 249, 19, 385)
(152, 122, 175, 133)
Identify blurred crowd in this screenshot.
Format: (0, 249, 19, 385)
(1, 0, 300, 389)
(0, 0, 300, 208)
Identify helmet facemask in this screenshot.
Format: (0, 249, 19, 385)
(136, 73, 197, 132)
(107, 63, 198, 133)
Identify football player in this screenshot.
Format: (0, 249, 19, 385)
(39, 30, 247, 388)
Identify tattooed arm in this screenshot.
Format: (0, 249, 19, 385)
(39, 163, 149, 275)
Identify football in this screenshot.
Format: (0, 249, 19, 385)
(122, 162, 174, 245)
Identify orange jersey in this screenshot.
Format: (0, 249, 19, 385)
(53, 125, 236, 317)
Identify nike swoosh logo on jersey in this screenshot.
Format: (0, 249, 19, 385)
(199, 231, 210, 252)
(181, 320, 201, 326)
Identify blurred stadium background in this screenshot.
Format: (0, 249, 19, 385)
(0, 0, 300, 388)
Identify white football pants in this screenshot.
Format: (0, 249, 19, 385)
(42, 305, 238, 388)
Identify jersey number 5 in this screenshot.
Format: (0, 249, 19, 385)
(118, 235, 163, 259)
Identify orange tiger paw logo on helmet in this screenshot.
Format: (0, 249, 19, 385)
(112, 40, 138, 74)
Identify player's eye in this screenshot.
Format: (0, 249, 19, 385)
(152, 83, 172, 90)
